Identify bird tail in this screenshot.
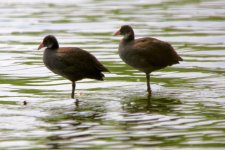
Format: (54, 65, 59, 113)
(97, 63, 110, 73)
(178, 55, 183, 61)
(90, 72, 105, 81)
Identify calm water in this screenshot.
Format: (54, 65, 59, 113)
(0, 0, 225, 149)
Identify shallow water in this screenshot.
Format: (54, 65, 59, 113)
(0, 0, 225, 149)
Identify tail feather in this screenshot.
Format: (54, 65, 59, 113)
(97, 63, 110, 73)
(178, 55, 183, 61)
(89, 71, 105, 81)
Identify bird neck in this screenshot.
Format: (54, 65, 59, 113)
(123, 32, 135, 42)
(52, 43, 59, 49)
(48, 42, 59, 49)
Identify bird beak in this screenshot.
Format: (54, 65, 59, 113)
(113, 30, 121, 36)
(38, 42, 44, 50)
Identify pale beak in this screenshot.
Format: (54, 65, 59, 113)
(113, 30, 121, 36)
(38, 43, 44, 50)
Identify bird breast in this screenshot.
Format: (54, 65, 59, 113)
(43, 49, 66, 75)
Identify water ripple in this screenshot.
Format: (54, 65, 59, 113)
(0, 0, 225, 149)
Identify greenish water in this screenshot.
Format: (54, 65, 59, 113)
(0, 0, 225, 149)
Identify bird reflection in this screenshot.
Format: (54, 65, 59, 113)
(121, 94, 181, 113)
(74, 98, 79, 107)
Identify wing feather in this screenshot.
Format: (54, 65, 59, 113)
(133, 37, 182, 67)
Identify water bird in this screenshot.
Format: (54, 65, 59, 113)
(38, 35, 109, 99)
(114, 25, 183, 95)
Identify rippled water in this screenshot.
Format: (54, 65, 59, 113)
(0, 0, 225, 149)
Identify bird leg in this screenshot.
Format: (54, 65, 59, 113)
(71, 81, 76, 99)
(146, 73, 152, 95)
(147, 93, 152, 107)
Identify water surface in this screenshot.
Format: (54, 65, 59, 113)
(0, 0, 225, 149)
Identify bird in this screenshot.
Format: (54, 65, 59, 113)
(114, 25, 183, 95)
(38, 35, 109, 99)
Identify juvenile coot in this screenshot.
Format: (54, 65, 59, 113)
(114, 25, 183, 95)
(38, 35, 109, 98)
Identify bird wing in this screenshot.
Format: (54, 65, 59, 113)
(56, 47, 109, 73)
(133, 37, 182, 67)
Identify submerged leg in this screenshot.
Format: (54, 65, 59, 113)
(71, 81, 76, 99)
(146, 73, 151, 95)
(147, 91, 152, 107)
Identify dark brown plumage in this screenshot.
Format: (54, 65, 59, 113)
(38, 35, 109, 98)
(114, 25, 183, 95)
